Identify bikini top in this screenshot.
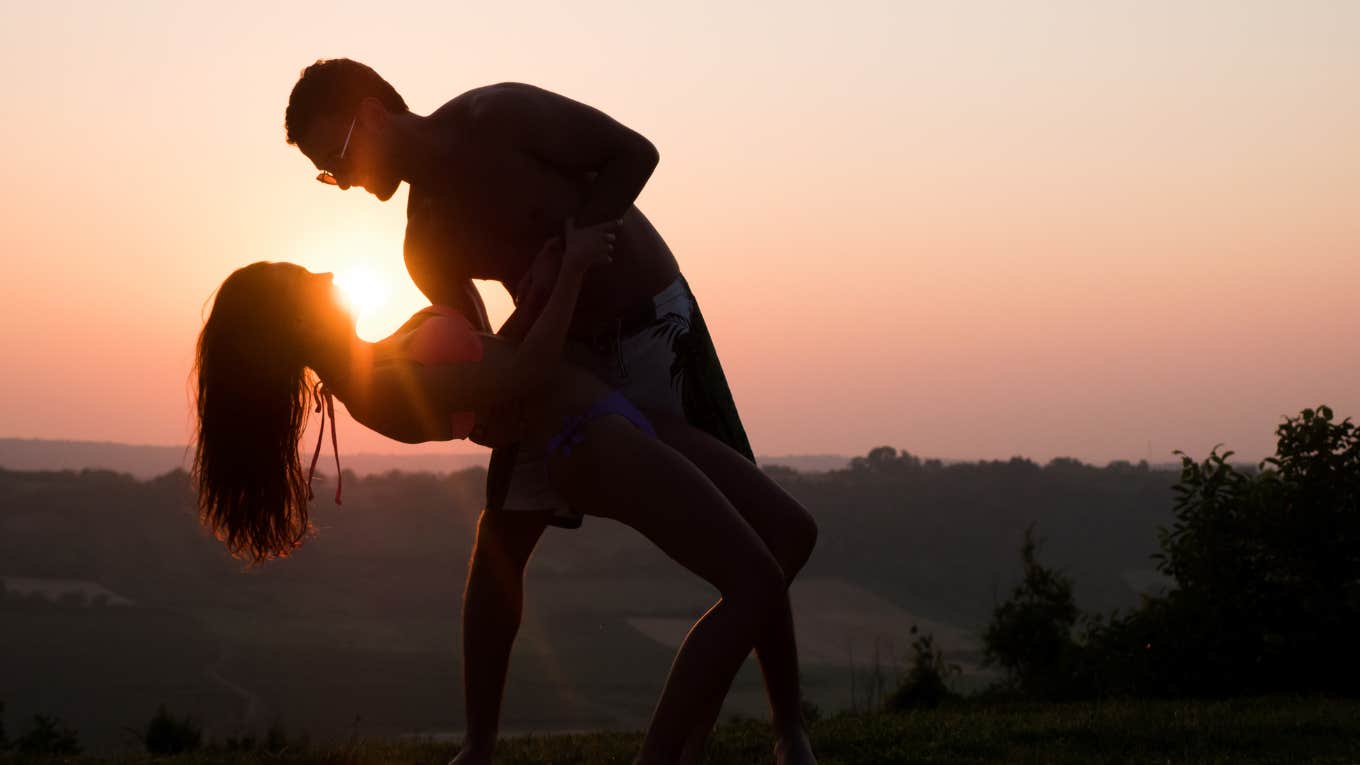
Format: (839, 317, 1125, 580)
(307, 305, 485, 505)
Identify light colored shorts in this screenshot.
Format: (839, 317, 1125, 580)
(493, 275, 753, 529)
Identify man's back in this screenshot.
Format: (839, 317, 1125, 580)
(403, 83, 679, 335)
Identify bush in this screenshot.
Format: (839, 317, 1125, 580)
(141, 704, 202, 754)
(887, 626, 959, 709)
(1027, 405, 1360, 699)
(14, 714, 81, 756)
(982, 525, 1083, 698)
(1148, 406, 1360, 695)
(800, 698, 823, 724)
(263, 721, 306, 754)
(221, 733, 258, 752)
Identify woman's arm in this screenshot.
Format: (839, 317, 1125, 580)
(344, 220, 616, 441)
(499, 219, 614, 396)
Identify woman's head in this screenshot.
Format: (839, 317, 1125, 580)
(192, 261, 350, 563)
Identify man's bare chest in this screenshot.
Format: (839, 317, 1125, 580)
(434, 150, 582, 242)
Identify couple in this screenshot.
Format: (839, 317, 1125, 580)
(191, 59, 818, 765)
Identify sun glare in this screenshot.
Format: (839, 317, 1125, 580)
(334, 265, 392, 323)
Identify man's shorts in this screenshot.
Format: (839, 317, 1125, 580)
(487, 275, 754, 528)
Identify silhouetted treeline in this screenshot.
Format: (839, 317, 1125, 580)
(982, 406, 1360, 699)
(772, 449, 1178, 624)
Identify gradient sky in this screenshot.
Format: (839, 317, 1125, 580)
(1, 1, 1356, 464)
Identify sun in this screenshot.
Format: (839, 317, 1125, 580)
(334, 264, 392, 321)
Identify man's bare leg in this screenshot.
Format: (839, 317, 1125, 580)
(451, 508, 553, 765)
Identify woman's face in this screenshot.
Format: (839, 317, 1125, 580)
(274, 263, 355, 338)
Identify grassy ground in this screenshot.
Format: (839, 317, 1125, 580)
(8, 697, 1358, 765)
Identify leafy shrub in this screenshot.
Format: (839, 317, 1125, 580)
(221, 733, 258, 752)
(14, 714, 81, 755)
(998, 406, 1360, 699)
(982, 526, 1083, 698)
(141, 704, 202, 754)
(887, 626, 960, 709)
(264, 721, 306, 754)
(1143, 405, 1360, 695)
(800, 698, 822, 724)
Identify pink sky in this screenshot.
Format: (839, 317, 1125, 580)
(1, 1, 1357, 464)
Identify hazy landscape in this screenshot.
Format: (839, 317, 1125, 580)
(1, 441, 1178, 751)
(0, 439, 857, 481)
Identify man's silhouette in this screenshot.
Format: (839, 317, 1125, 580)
(285, 59, 813, 765)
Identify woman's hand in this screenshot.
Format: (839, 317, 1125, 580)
(513, 237, 564, 308)
(562, 217, 619, 275)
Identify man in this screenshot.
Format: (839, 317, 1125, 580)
(285, 59, 815, 765)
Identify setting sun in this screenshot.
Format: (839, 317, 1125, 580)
(334, 264, 391, 325)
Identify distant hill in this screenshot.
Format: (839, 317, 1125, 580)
(0, 438, 490, 478)
(1, 446, 1188, 748)
(0, 438, 851, 478)
(757, 454, 852, 472)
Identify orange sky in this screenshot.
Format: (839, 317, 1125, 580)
(1, 1, 1357, 464)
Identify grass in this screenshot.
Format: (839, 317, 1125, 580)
(11, 697, 1359, 765)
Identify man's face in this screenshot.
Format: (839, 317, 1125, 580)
(298, 112, 402, 201)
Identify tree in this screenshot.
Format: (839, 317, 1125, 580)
(140, 704, 202, 754)
(982, 525, 1081, 698)
(887, 626, 959, 709)
(14, 714, 81, 756)
(1150, 405, 1360, 694)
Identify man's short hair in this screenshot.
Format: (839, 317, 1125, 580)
(285, 58, 409, 145)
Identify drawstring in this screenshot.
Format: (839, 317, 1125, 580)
(306, 380, 343, 505)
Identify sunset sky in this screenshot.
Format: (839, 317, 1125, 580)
(1, 1, 1356, 465)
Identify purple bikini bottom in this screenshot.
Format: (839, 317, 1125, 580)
(547, 390, 658, 457)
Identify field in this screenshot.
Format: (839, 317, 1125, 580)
(12, 698, 1358, 764)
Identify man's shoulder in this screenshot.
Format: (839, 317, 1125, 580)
(465, 82, 573, 122)
(430, 83, 546, 118)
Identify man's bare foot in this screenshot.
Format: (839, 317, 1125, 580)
(773, 728, 817, 765)
(449, 743, 494, 765)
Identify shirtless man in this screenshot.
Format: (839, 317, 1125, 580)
(284, 59, 817, 765)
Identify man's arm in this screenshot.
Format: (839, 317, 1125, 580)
(473, 83, 659, 225)
(405, 194, 493, 332)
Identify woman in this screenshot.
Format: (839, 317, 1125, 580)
(193, 220, 817, 765)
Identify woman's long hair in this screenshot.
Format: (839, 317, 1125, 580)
(193, 262, 314, 563)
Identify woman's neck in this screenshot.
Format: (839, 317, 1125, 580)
(306, 329, 373, 399)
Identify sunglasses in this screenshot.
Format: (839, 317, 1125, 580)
(315, 116, 357, 186)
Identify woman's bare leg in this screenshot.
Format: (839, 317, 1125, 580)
(549, 417, 788, 765)
(649, 418, 818, 765)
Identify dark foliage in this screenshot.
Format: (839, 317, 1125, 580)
(1145, 405, 1360, 695)
(264, 721, 308, 754)
(887, 626, 960, 709)
(988, 406, 1360, 699)
(0, 450, 1182, 743)
(139, 704, 202, 754)
(14, 714, 81, 755)
(982, 526, 1082, 698)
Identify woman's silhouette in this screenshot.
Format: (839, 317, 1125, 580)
(192, 220, 818, 765)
